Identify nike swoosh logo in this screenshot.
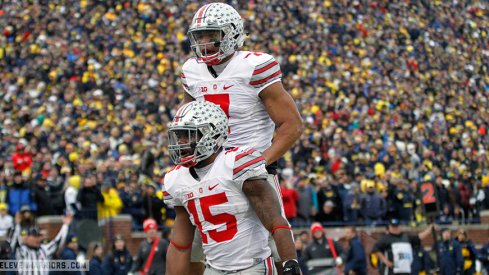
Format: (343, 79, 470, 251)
(223, 84, 234, 90)
(208, 184, 218, 191)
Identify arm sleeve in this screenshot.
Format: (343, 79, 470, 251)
(163, 181, 182, 207)
(454, 242, 464, 271)
(302, 246, 311, 262)
(131, 243, 144, 272)
(468, 242, 479, 260)
(233, 148, 268, 186)
(333, 241, 344, 257)
(180, 70, 190, 93)
(345, 241, 366, 273)
(372, 237, 387, 253)
(409, 235, 421, 246)
(249, 55, 282, 93)
(43, 224, 69, 257)
(97, 190, 105, 203)
(352, 240, 367, 267)
(9, 224, 22, 252)
(311, 188, 319, 211)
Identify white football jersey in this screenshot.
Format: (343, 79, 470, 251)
(180, 51, 281, 152)
(163, 147, 271, 271)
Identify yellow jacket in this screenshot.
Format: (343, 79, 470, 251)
(97, 188, 122, 220)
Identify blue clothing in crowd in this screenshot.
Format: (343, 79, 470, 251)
(434, 240, 464, 275)
(344, 236, 367, 275)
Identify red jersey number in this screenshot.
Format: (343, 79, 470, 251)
(187, 192, 238, 244)
(204, 94, 231, 134)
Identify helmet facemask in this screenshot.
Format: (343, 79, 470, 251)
(189, 26, 235, 65)
(168, 124, 221, 168)
(169, 101, 228, 167)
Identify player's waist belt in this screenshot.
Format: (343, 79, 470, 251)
(205, 255, 272, 274)
(224, 147, 278, 175)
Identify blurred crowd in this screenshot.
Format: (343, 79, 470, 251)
(1, 0, 489, 235)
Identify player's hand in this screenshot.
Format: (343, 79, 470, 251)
(385, 260, 393, 268)
(282, 259, 301, 275)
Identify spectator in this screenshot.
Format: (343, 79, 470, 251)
(58, 233, 81, 275)
(7, 172, 36, 216)
(141, 182, 164, 226)
(294, 237, 309, 275)
(435, 176, 450, 210)
(86, 242, 104, 275)
(372, 219, 433, 275)
(392, 180, 414, 224)
(434, 228, 464, 275)
(437, 204, 455, 225)
(132, 218, 169, 275)
(77, 174, 104, 221)
(295, 177, 317, 227)
(316, 176, 342, 222)
(343, 183, 361, 224)
(479, 235, 489, 275)
(343, 226, 367, 275)
(97, 180, 123, 221)
(119, 182, 144, 227)
(280, 178, 300, 224)
(0, 203, 13, 238)
(455, 229, 478, 275)
(303, 223, 344, 274)
(65, 175, 81, 215)
(411, 237, 432, 275)
(315, 200, 341, 224)
(102, 234, 133, 275)
(469, 183, 485, 223)
(31, 174, 56, 216)
(360, 181, 386, 224)
(11, 143, 32, 173)
(298, 230, 311, 247)
(18, 205, 36, 228)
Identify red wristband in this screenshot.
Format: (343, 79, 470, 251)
(271, 225, 292, 235)
(170, 240, 192, 250)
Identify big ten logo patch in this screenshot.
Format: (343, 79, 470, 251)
(200, 86, 208, 93)
(185, 192, 194, 200)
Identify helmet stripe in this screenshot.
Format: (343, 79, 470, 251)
(174, 102, 192, 123)
(196, 4, 210, 27)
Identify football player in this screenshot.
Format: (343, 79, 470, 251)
(180, 3, 303, 273)
(165, 101, 301, 275)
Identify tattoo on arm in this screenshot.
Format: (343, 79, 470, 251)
(242, 179, 282, 230)
(243, 178, 297, 262)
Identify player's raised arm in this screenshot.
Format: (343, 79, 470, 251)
(243, 178, 301, 274)
(260, 81, 303, 165)
(166, 206, 195, 275)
